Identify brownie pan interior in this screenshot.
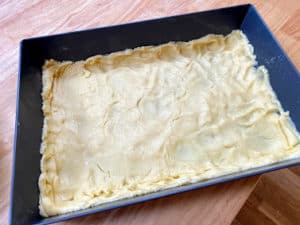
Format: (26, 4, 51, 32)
(10, 4, 300, 225)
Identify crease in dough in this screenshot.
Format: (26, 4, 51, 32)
(39, 30, 300, 217)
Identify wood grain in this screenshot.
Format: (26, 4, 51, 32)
(232, 166, 300, 225)
(0, 0, 299, 225)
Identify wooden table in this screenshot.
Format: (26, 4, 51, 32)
(0, 1, 299, 224)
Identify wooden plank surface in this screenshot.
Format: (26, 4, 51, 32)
(0, 0, 299, 224)
(232, 166, 300, 225)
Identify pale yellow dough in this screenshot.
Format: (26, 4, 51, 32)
(39, 30, 300, 216)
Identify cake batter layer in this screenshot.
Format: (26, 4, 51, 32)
(39, 30, 300, 216)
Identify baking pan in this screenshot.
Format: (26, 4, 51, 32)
(10, 4, 300, 225)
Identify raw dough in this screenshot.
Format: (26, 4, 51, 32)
(39, 30, 300, 216)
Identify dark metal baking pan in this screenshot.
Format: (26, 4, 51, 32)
(10, 4, 300, 225)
